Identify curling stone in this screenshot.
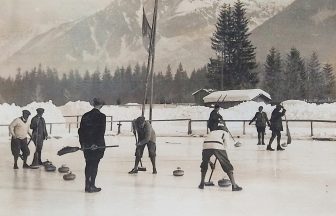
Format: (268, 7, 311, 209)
(63, 172, 76, 181)
(30, 165, 40, 169)
(173, 167, 184, 176)
(234, 142, 242, 147)
(218, 178, 231, 187)
(42, 160, 52, 167)
(58, 165, 70, 173)
(45, 163, 56, 172)
(281, 142, 288, 148)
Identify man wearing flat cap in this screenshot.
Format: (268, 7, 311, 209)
(208, 104, 228, 132)
(129, 116, 157, 174)
(30, 108, 48, 166)
(9, 110, 32, 169)
(78, 98, 106, 193)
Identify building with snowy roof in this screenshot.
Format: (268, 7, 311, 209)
(192, 89, 215, 105)
(203, 89, 272, 108)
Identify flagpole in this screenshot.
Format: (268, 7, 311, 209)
(149, 0, 159, 122)
(142, 8, 153, 117)
(142, 43, 152, 117)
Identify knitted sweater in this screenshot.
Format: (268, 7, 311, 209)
(9, 117, 31, 139)
(203, 130, 230, 150)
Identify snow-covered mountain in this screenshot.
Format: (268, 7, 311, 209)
(1, 0, 294, 75)
(251, 0, 336, 65)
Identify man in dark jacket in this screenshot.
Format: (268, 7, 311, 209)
(30, 108, 48, 166)
(78, 98, 106, 193)
(267, 105, 286, 151)
(208, 104, 228, 132)
(129, 116, 157, 174)
(249, 106, 270, 145)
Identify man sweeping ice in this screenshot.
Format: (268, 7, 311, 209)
(129, 116, 157, 174)
(198, 126, 242, 191)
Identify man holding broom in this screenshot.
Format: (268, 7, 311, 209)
(198, 126, 242, 191)
(129, 116, 157, 174)
(267, 104, 286, 151)
(78, 98, 106, 193)
(30, 108, 48, 166)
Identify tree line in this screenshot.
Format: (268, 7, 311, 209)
(0, 63, 209, 106)
(262, 48, 335, 102)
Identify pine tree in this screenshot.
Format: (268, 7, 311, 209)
(232, 0, 258, 88)
(209, 4, 235, 90)
(208, 1, 258, 90)
(263, 47, 283, 101)
(284, 48, 306, 100)
(306, 52, 323, 101)
(173, 63, 189, 103)
(164, 65, 174, 103)
(102, 67, 113, 104)
(322, 64, 335, 100)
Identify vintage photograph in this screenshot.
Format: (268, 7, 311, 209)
(0, 0, 335, 215)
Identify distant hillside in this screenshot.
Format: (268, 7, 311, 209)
(251, 0, 336, 65)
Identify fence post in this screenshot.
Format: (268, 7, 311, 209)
(69, 123, 71, 133)
(310, 121, 313, 137)
(117, 121, 122, 135)
(206, 121, 209, 134)
(243, 121, 246, 135)
(188, 119, 192, 135)
(76, 116, 80, 128)
(49, 124, 52, 135)
(110, 116, 113, 131)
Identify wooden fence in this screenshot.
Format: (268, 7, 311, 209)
(1, 117, 336, 137)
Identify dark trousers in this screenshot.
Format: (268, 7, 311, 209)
(200, 149, 233, 174)
(269, 130, 281, 146)
(11, 138, 30, 165)
(257, 126, 266, 144)
(85, 159, 100, 188)
(31, 134, 44, 165)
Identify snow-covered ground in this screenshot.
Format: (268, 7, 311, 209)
(0, 135, 335, 216)
(0, 100, 336, 138)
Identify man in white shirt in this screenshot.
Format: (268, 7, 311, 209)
(198, 126, 242, 191)
(9, 110, 32, 169)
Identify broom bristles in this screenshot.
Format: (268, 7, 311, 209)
(57, 146, 80, 156)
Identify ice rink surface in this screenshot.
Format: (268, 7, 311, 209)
(0, 135, 336, 216)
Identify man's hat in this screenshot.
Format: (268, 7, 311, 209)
(92, 98, 105, 107)
(22, 110, 31, 115)
(36, 108, 44, 114)
(135, 116, 145, 125)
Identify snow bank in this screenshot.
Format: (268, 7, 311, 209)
(0, 101, 66, 136)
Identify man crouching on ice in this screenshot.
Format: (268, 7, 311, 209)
(129, 116, 157, 174)
(199, 126, 242, 191)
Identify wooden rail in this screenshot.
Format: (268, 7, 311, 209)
(1, 118, 335, 137)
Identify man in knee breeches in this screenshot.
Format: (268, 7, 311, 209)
(199, 127, 242, 191)
(9, 110, 32, 169)
(129, 116, 157, 174)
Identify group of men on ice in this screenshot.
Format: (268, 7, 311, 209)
(9, 108, 48, 169)
(9, 97, 287, 193)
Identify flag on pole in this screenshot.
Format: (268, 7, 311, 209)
(142, 7, 152, 52)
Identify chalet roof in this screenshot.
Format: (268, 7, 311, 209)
(203, 89, 271, 103)
(191, 88, 215, 96)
